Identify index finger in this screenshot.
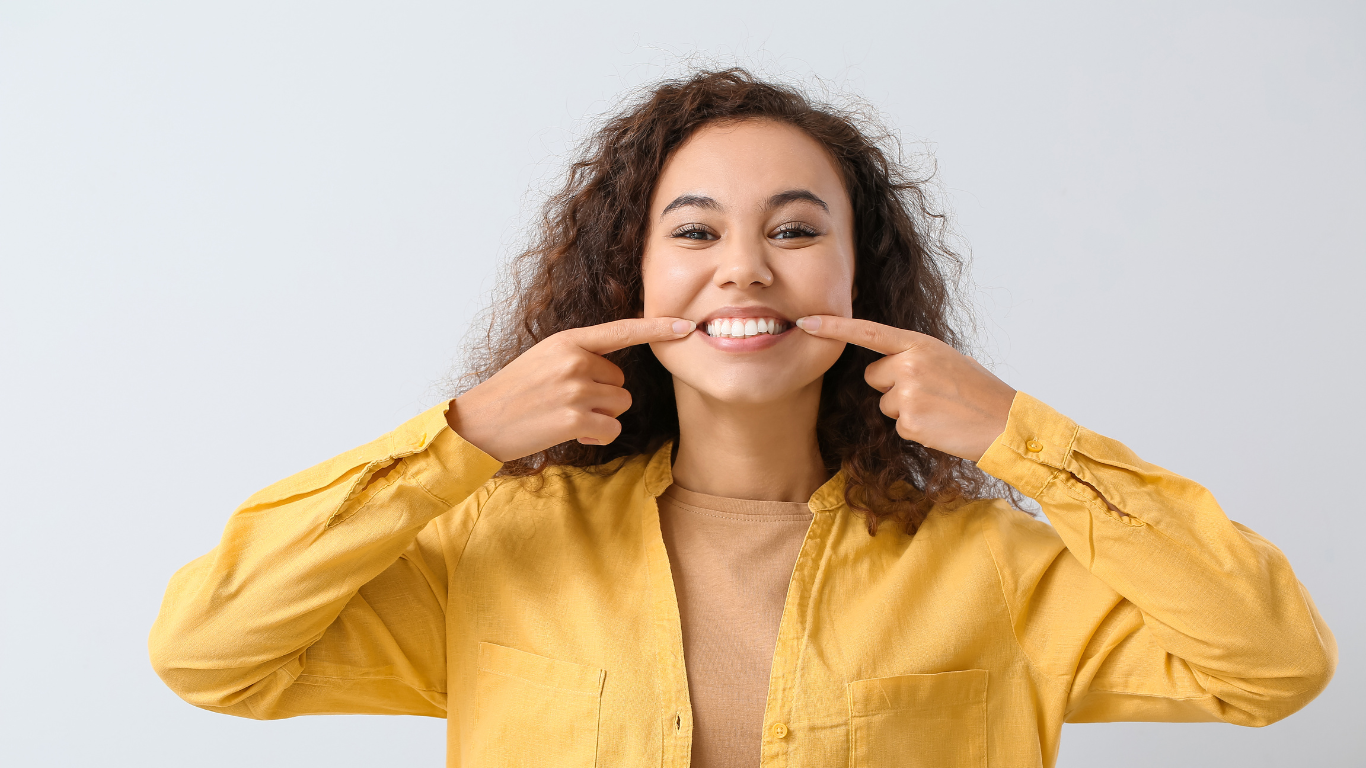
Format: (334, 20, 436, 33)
(562, 317, 696, 355)
(794, 315, 927, 356)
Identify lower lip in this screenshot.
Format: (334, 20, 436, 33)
(696, 327, 793, 352)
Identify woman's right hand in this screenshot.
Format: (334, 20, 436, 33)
(447, 317, 696, 462)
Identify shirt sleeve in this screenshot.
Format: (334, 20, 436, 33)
(975, 391, 1337, 727)
(148, 399, 504, 719)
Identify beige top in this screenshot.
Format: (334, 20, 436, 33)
(657, 484, 815, 768)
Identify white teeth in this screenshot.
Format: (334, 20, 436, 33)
(704, 317, 788, 338)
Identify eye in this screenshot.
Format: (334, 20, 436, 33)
(670, 223, 718, 241)
(772, 223, 819, 240)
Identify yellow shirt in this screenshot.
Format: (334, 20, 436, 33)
(148, 391, 1336, 768)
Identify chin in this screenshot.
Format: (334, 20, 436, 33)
(660, 356, 832, 406)
(680, 379, 803, 405)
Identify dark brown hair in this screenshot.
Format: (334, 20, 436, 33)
(454, 68, 1026, 536)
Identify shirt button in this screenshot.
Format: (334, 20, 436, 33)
(1025, 439, 1043, 453)
(413, 432, 428, 448)
(770, 722, 788, 739)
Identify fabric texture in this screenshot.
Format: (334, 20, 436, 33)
(148, 391, 1338, 768)
(657, 484, 814, 768)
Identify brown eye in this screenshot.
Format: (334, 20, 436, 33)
(772, 223, 818, 240)
(671, 224, 717, 241)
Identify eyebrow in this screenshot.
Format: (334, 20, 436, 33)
(660, 194, 722, 217)
(766, 189, 829, 212)
(659, 188, 830, 218)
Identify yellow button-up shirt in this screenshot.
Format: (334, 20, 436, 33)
(148, 392, 1336, 768)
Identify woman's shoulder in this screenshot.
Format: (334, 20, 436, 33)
(936, 496, 1066, 564)
(480, 451, 658, 510)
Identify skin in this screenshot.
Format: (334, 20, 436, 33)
(447, 118, 1038, 508)
(642, 119, 858, 502)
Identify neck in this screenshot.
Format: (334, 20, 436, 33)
(669, 377, 830, 503)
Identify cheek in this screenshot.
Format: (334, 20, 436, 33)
(785, 256, 856, 317)
(641, 250, 707, 315)
(824, 277, 856, 317)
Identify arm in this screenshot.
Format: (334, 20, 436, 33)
(977, 392, 1337, 725)
(791, 315, 1337, 725)
(147, 317, 694, 719)
(147, 400, 503, 718)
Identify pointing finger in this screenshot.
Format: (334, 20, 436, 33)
(564, 317, 696, 355)
(794, 315, 927, 356)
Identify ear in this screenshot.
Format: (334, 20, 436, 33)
(851, 283, 859, 301)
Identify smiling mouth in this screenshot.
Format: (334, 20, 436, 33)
(703, 317, 789, 338)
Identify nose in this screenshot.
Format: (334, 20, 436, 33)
(713, 236, 773, 289)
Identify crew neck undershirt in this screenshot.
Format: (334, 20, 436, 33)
(656, 483, 815, 768)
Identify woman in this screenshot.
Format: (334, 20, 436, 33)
(148, 69, 1336, 767)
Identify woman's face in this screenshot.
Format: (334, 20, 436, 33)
(643, 118, 856, 404)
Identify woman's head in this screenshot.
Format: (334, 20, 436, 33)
(642, 117, 856, 405)
(458, 67, 1021, 535)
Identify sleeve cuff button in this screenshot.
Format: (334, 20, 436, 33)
(1025, 439, 1043, 453)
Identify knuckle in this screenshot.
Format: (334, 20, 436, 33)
(548, 332, 576, 352)
(898, 410, 924, 433)
(563, 355, 592, 378)
(561, 379, 588, 400)
(562, 408, 587, 431)
(606, 323, 632, 345)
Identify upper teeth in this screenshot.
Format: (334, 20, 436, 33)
(705, 317, 787, 338)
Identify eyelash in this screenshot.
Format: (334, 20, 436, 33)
(670, 223, 716, 241)
(668, 223, 820, 241)
(772, 223, 819, 239)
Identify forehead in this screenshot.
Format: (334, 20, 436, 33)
(652, 119, 850, 212)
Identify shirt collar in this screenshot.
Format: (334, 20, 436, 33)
(643, 439, 846, 514)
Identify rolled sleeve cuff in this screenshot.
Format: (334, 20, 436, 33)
(390, 400, 504, 506)
(976, 391, 1081, 498)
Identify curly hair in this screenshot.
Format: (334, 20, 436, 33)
(453, 67, 1027, 536)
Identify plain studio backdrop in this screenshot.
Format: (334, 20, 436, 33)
(1, 1, 1362, 766)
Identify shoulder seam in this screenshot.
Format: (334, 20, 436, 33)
(451, 479, 506, 574)
(977, 502, 1063, 694)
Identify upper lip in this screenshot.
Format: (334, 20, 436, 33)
(699, 305, 793, 324)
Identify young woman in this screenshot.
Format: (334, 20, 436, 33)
(149, 69, 1336, 768)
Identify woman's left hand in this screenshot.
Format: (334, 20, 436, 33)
(796, 315, 1017, 462)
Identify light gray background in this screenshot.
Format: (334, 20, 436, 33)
(2, 1, 1361, 765)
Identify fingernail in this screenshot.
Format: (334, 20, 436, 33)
(672, 319, 696, 335)
(795, 316, 820, 332)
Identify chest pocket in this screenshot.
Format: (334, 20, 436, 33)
(474, 642, 606, 768)
(847, 669, 988, 768)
